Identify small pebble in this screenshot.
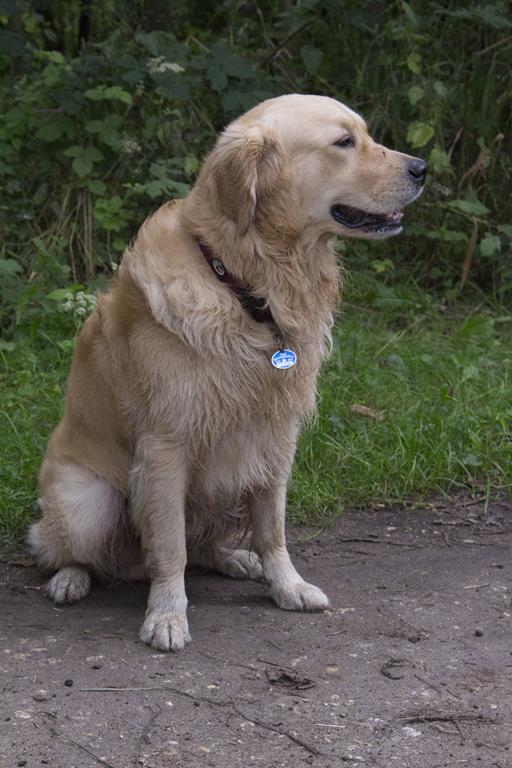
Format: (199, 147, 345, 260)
(64, 678, 74, 687)
(18, 761, 27, 767)
(91, 664, 102, 670)
(33, 690, 49, 702)
(474, 629, 484, 637)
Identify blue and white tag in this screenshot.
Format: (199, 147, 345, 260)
(271, 348, 297, 370)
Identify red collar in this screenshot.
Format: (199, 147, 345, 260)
(197, 240, 274, 325)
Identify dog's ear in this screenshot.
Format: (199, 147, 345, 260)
(209, 125, 281, 233)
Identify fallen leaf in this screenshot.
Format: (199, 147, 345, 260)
(380, 657, 407, 680)
(350, 404, 386, 422)
(265, 668, 315, 690)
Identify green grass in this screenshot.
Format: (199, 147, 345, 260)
(1, 273, 511, 551)
(289, 274, 512, 522)
(0, 335, 68, 552)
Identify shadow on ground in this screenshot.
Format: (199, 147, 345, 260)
(1, 497, 511, 767)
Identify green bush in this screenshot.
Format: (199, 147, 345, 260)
(1, 0, 511, 329)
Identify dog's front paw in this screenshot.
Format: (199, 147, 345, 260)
(45, 566, 91, 604)
(139, 611, 191, 651)
(270, 579, 330, 612)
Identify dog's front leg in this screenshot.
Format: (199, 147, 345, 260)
(130, 438, 191, 651)
(249, 483, 330, 611)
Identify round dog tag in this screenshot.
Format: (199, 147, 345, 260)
(271, 348, 297, 369)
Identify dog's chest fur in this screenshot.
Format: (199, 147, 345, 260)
(110, 202, 339, 503)
(131, 316, 324, 489)
(131, 291, 322, 492)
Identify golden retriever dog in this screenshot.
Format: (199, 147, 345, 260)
(28, 94, 426, 651)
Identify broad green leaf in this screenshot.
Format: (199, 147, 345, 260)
(498, 225, 512, 239)
(300, 45, 324, 75)
(42, 63, 65, 87)
(85, 120, 104, 133)
(401, 1, 418, 25)
(83, 147, 103, 163)
(407, 121, 434, 148)
(0, 257, 22, 275)
(65, 145, 103, 168)
(108, 196, 123, 212)
(152, 72, 190, 100)
(72, 156, 92, 178)
(94, 196, 128, 231)
(36, 120, 66, 142)
(135, 30, 162, 56)
(371, 258, 395, 274)
(407, 85, 424, 106)
(42, 50, 66, 64)
(85, 116, 122, 148)
(140, 179, 167, 198)
(406, 52, 421, 75)
(104, 85, 132, 104)
(84, 87, 104, 101)
(64, 145, 83, 158)
(85, 85, 132, 103)
(427, 227, 467, 243)
(207, 65, 228, 91)
(86, 179, 107, 195)
(184, 156, 199, 175)
(47, 288, 73, 301)
(429, 147, 451, 174)
(33, 183, 48, 206)
(480, 233, 501, 257)
(209, 42, 254, 79)
(433, 80, 448, 98)
(448, 199, 489, 216)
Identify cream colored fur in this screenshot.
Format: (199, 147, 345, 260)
(29, 94, 424, 651)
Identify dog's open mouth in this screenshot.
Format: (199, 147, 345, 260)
(331, 204, 404, 233)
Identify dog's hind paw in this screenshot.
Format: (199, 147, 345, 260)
(45, 566, 91, 604)
(139, 611, 191, 651)
(215, 549, 263, 580)
(270, 579, 330, 612)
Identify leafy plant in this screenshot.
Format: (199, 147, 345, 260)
(1, 0, 511, 314)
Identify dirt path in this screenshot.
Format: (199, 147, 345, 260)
(1, 498, 511, 768)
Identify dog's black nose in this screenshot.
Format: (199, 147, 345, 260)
(408, 158, 428, 185)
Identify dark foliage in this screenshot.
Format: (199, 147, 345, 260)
(1, 0, 511, 330)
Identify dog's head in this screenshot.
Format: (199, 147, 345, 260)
(204, 94, 426, 240)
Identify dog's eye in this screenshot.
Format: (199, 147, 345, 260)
(333, 137, 354, 148)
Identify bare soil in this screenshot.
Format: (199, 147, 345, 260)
(1, 497, 511, 768)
